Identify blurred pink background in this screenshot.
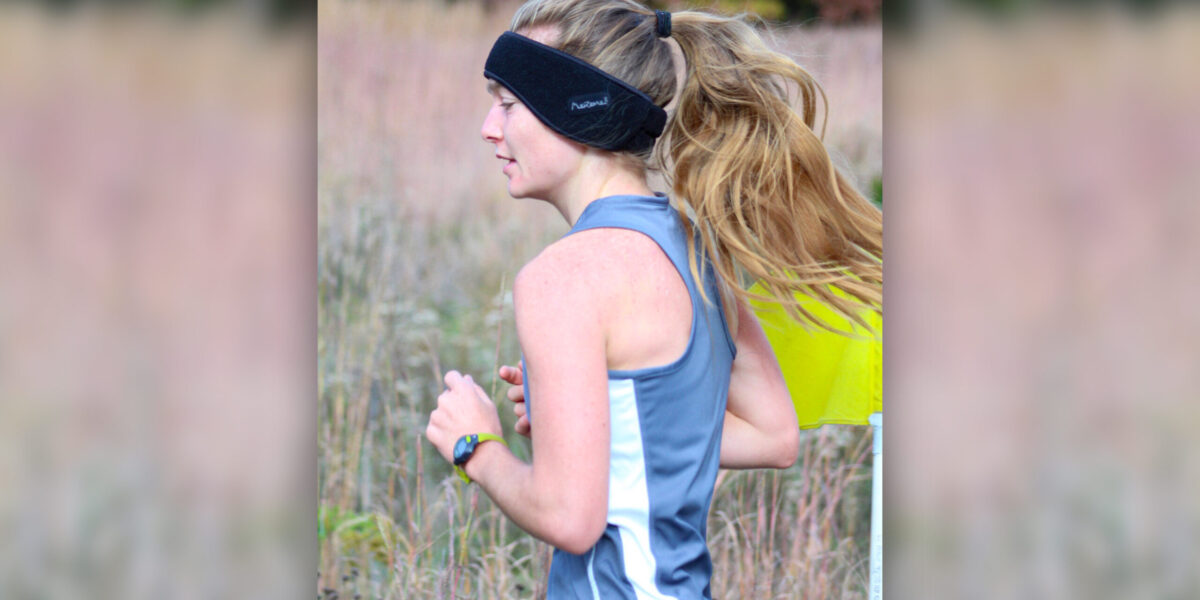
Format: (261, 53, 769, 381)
(0, 1, 1197, 598)
(0, 5, 314, 598)
(888, 8, 1200, 597)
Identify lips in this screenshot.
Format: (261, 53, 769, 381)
(497, 154, 515, 176)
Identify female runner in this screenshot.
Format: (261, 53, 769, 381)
(426, 1, 883, 597)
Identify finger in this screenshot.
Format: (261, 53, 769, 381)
(513, 403, 526, 418)
(515, 416, 531, 437)
(426, 407, 444, 430)
(498, 365, 523, 385)
(461, 374, 493, 404)
(443, 370, 464, 388)
(506, 385, 525, 404)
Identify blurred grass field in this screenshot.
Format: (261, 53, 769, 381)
(317, 1, 881, 597)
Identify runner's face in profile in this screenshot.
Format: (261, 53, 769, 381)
(481, 80, 584, 203)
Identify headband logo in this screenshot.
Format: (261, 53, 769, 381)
(568, 92, 610, 113)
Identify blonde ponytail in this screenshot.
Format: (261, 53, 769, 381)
(663, 11, 881, 334)
(510, 0, 883, 334)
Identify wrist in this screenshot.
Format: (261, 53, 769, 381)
(463, 435, 505, 483)
(452, 432, 507, 484)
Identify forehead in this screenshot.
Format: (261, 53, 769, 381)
(517, 25, 560, 47)
(485, 79, 513, 97)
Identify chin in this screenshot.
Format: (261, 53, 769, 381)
(507, 183, 549, 202)
(505, 179, 525, 198)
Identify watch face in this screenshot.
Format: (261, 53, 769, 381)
(453, 435, 476, 466)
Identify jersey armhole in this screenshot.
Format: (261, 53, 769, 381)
(567, 223, 701, 378)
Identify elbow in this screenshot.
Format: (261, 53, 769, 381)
(544, 497, 607, 554)
(556, 534, 601, 556)
(549, 512, 607, 555)
(772, 426, 801, 469)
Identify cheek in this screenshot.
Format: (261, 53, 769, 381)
(509, 111, 583, 178)
(549, 142, 584, 176)
(534, 133, 579, 165)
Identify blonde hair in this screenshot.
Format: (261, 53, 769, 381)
(509, 0, 882, 334)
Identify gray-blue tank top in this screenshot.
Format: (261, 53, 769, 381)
(521, 194, 737, 599)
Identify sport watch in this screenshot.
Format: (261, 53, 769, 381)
(452, 433, 508, 483)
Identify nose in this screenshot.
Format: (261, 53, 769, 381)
(481, 105, 503, 144)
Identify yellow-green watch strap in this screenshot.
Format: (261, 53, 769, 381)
(455, 433, 508, 484)
(475, 433, 506, 446)
(455, 465, 471, 483)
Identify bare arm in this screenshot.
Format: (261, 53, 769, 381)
(426, 245, 610, 554)
(493, 286, 799, 471)
(719, 296, 801, 469)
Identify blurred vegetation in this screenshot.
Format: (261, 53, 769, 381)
(884, 0, 1183, 30)
(318, 0, 881, 597)
(23, 0, 1186, 27)
(27, 0, 886, 26)
(31, 0, 311, 24)
(647, 0, 881, 23)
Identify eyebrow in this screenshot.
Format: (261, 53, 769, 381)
(485, 79, 501, 95)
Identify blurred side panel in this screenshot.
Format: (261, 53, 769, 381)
(888, 3, 1200, 598)
(0, 3, 315, 599)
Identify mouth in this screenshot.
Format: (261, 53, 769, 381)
(497, 154, 515, 175)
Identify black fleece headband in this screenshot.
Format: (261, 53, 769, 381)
(484, 31, 667, 153)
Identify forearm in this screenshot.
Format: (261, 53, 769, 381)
(463, 440, 604, 554)
(720, 297, 801, 469)
(720, 410, 799, 469)
(440, 257, 612, 555)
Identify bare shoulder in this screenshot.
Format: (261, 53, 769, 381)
(514, 228, 658, 311)
(516, 227, 691, 371)
(511, 231, 623, 388)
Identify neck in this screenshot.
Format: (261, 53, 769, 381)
(553, 151, 655, 226)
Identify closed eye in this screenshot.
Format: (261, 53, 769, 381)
(486, 80, 519, 112)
